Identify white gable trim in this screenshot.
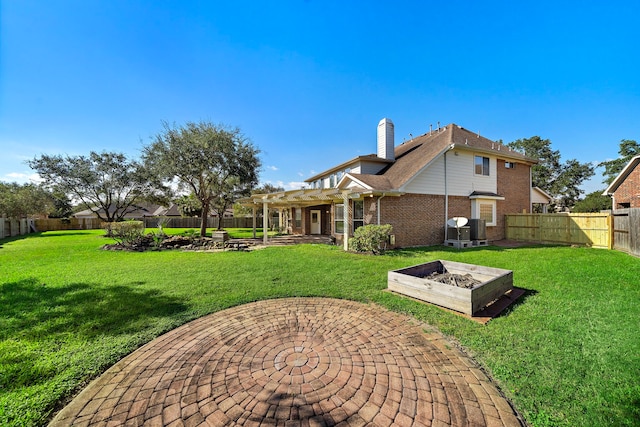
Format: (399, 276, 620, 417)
(336, 173, 373, 190)
(603, 155, 640, 195)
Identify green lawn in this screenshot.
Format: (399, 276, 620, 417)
(0, 230, 638, 427)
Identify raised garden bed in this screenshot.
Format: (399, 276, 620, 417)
(388, 260, 513, 315)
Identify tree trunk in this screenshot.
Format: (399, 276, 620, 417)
(200, 201, 209, 237)
(217, 202, 228, 230)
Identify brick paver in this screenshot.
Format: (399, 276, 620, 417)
(49, 298, 523, 426)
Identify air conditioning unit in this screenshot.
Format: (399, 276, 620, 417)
(469, 219, 486, 240)
(446, 226, 470, 241)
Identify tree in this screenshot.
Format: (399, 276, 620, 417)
(599, 139, 640, 185)
(0, 182, 53, 218)
(143, 121, 261, 236)
(48, 190, 74, 218)
(252, 183, 285, 194)
(233, 183, 286, 220)
(573, 191, 612, 213)
(27, 151, 167, 222)
(508, 136, 594, 211)
(174, 194, 202, 217)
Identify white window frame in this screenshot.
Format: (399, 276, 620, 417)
(295, 208, 302, 228)
(352, 200, 364, 231)
(470, 195, 504, 227)
(474, 155, 490, 176)
(334, 203, 344, 234)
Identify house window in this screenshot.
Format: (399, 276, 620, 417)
(353, 200, 364, 231)
(505, 162, 516, 169)
(475, 156, 490, 176)
(334, 204, 344, 234)
(479, 203, 494, 224)
(295, 208, 301, 228)
(472, 199, 497, 226)
(330, 175, 336, 188)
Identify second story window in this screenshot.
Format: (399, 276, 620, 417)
(475, 156, 490, 176)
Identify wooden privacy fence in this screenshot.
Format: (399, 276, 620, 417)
(33, 216, 258, 232)
(611, 208, 640, 257)
(35, 218, 103, 231)
(140, 216, 256, 229)
(0, 218, 35, 239)
(505, 213, 612, 249)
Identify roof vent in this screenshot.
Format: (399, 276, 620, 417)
(377, 118, 395, 161)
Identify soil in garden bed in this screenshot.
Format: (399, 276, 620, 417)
(424, 272, 482, 289)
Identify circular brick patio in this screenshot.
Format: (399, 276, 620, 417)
(49, 298, 523, 426)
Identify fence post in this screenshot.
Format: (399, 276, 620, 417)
(608, 213, 614, 250)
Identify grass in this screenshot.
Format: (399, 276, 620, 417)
(0, 230, 639, 426)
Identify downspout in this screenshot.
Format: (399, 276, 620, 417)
(377, 193, 387, 225)
(444, 144, 454, 238)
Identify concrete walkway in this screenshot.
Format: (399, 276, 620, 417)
(49, 298, 523, 427)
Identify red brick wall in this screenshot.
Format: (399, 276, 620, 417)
(613, 163, 640, 208)
(373, 194, 470, 247)
(495, 159, 532, 240)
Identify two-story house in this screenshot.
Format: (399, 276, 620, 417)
(245, 119, 538, 249)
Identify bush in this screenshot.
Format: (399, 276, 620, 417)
(105, 221, 146, 247)
(349, 224, 393, 254)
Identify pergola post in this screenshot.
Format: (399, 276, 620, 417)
(343, 191, 349, 251)
(252, 206, 257, 238)
(263, 201, 269, 245)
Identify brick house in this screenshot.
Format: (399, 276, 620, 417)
(603, 155, 640, 209)
(244, 119, 538, 248)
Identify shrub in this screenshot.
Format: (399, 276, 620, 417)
(349, 224, 393, 254)
(107, 221, 146, 247)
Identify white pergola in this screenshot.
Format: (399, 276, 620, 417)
(240, 188, 357, 249)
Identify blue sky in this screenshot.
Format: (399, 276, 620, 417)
(1, 1, 639, 194)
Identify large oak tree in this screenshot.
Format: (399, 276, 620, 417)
(599, 139, 640, 185)
(28, 151, 166, 222)
(508, 136, 594, 210)
(143, 121, 261, 236)
(0, 182, 53, 218)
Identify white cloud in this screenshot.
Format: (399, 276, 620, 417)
(284, 181, 307, 190)
(1, 172, 42, 184)
(266, 165, 279, 171)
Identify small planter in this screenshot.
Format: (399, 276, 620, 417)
(211, 230, 229, 243)
(388, 260, 513, 315)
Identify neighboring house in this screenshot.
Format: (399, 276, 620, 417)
(603, 155, 640, 208)
(73, 203, 169, 220)
(244, 119, 538, 248)
(531, 187, 552, 213)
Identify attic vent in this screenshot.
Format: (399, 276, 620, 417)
(377, 118, 395, 161)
